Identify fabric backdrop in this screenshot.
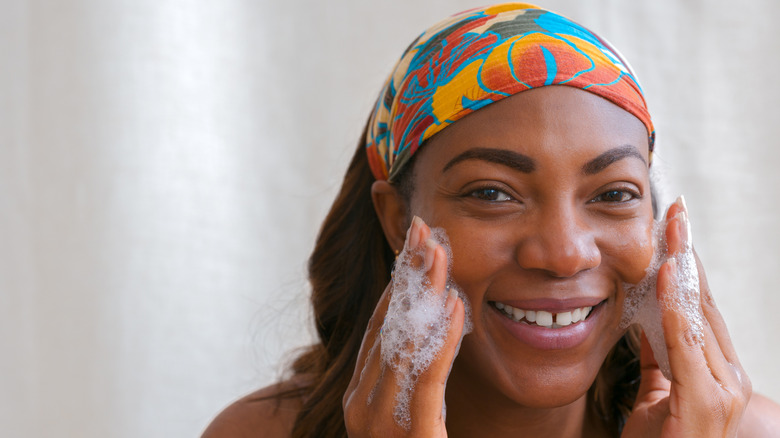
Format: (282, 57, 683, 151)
(1, 0, 778, 436)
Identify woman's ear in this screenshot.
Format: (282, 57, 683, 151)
(371, 180, 409, 253)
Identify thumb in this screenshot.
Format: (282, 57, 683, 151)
(635, 331, 671, 403)
(623, 331, 671, 438)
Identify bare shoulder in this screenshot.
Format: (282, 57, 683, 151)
(740, 392, 780, 437)
(201, 377, 309, 438)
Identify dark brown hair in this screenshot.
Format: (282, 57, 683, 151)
(272, 128, 643, 437)
(278, 123, 394, 438)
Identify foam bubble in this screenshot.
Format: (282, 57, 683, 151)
(379, 227, 472, 429)
(621, 206, 702, 380)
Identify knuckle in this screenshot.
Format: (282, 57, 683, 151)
(342, 388, 352, 410)
(702, 393, 731, 424)
(701, 288, 716, 309)
(415, 367, 446, 388)
(679, 326, 700, 349)
(709, 385, 748, 424)
(366, 314, 379, 334)
(343, 401, 364, 431)
(740, 368, 753, 397)
(727, 362, 752, 401)
(728, 381, 750, 412)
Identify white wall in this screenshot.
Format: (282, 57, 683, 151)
(1, 0, 778, 436)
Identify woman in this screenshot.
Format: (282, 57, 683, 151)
(204, 3, 780, 437)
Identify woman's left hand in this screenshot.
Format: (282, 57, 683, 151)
(622, 198, 752, 437)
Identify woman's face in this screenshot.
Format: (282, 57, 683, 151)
(407, 86, 654, 409)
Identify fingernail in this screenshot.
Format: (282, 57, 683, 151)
(424, 237, 436, 271)
(678, 194, 688, 212)
(683, 206, 692, 246)
(445, 286, 458, 313)
(677, 210, 692, 248)
(667, 256, 678, 274)
(408, 216, 423, 248)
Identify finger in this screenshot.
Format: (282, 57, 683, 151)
(659, 257, 750, 435)
(664, 195, 685, 223)
(695, 255, 751, 403)
(660, 197, 751, 434)
(661, 201, 709, 382)
(658, 256, 737, 391)
(693, 251, 739, 366)
(662, 203, 712, 378)
(416, 216, 432, 248)
(426, 240, 447, 291)
(664, 207, 686, 256)
(410, 294, 465, 431)
(348, 333, 386, 408)
(344, 334, 400, 433)
(343, 281, 394, 430)
(667, 201, 743, 375)
(347, 281, 393, 395)
(406, 216, 431, 269)
(404, 215, 421, 247)
(636, 331, 671, 401)
(408, 242, 462, 429)
(698, 305, 745, 390)
(355, 214, 428, 380)
(405, 216, 430, 249)
(370, 229, 459, 431)
(657, 256, 704, 369)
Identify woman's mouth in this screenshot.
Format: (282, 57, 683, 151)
(493, 302, 594, 328)
(488, 299, 607, 350)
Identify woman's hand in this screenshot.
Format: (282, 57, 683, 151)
(343, 217, 466, 437)
(622, 198, 752, 437)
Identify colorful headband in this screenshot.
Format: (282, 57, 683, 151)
(365, 3, 655, 181)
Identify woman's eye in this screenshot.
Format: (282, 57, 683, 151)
(593, 190, 635, 203)
(470, 188, 512, 202)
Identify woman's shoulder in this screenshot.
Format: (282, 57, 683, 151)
(740, 392, 780, 437)
(201, 376, 310, 438)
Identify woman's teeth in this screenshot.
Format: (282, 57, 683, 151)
(494, 302, 593, 328)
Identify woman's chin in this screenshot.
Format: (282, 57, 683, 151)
(502, 363, 598, 408)
(452, 341, 603, 411)
(449, 302, 626, 410)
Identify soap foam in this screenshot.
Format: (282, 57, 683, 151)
(379, 227, 472, 429)
(620, 206, 703, 380)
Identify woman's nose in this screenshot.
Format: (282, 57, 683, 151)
(516, 206, 601, 278)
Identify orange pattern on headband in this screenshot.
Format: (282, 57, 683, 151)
(365, 3, 654, 181)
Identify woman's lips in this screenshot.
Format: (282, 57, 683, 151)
(489, 299, 607, 350)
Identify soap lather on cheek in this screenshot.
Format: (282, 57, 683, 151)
(620, 205, 703, 380)
(378, 228, 472, 430)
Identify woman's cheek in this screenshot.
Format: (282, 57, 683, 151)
(607, 218, 655, 284)
(447, 225, 512, 299)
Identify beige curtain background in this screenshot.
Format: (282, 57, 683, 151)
(1, 0, 778, 436)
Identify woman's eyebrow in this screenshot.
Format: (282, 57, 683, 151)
(442, 147, 536, 173)
(582, 145, 647, 175)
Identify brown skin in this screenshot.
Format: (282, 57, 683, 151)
(201, 380, 303, 437)
(203, 86, 780, 437)
(368, 86, 655, 437)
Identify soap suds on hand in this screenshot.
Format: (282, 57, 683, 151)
(621, 205, 703, 380)
(379, 227, 472, 429)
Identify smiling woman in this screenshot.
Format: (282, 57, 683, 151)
(387, 87, 655, 429)
(202, 3, 780, 438)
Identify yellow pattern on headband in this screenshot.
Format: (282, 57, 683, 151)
(365, 3, 654, 181)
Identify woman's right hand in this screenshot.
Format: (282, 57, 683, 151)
(622, 198, 751, 437)
(343, 216, 466, 437)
